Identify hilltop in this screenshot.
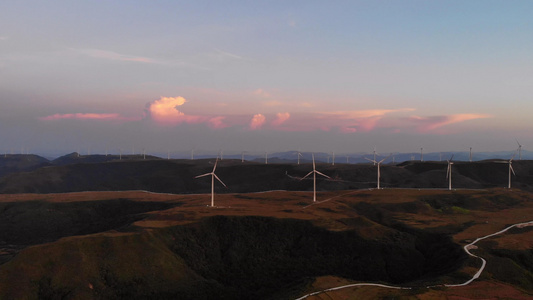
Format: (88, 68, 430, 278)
(0, 189, 532, 299)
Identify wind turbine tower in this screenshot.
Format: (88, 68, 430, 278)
(265, 152, 268, 164)
(420, 147, 424, 162)
(301, 154, 331, 202)
(507, 157, 516, 188)
(195, 159, 227, 207)
(446, 155, 454, 191)
(331, 152, 335, 166)
(365, 154, 392, 189)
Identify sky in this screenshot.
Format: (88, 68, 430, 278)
(1, 1, 533, 157)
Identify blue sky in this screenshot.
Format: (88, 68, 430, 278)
(1, 1, 533, 157)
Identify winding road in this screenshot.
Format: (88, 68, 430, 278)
(295, 220, 533, 300)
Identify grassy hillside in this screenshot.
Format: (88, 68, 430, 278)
(0, 189, 532, 298)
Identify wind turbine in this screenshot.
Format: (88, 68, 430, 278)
(301, 154, 331, 202)
(420, 147, 424, 162)
(496, 154, 516, 188)
(241, 151, 246, 163)
(265, 152, 268, 164)
(372, 146, 377, 165)
(331, 151, 335, 166)
(469, 147, 472, 162)
(516, 140, 523, 160)
(297, 151, 303, 165)
(446, 155, 454, 191)
(195, 159, 227, 207)
(365, 153, 392, 189)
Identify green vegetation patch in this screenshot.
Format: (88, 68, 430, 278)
(486, 248, 533, 291)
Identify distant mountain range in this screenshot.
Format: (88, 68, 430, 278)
(1, 152, 533, 194)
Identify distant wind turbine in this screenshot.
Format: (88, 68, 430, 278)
(195, 159, 227, 207)
(265, 152, 268, 164)
(469, 147, 472, 162)
(331, 152, 335, 166)
(365, 153, 392, 189)
(241, 151, 246, 163)
(446, 155, 454, 191)
(420, 147, 424, 162)
(301, 154, 331, 202)
(372, 146, 377, 165)
(297, 151, 303, 165)
(516, 140, 523, 160)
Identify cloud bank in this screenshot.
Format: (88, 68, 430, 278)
(409, 113, 491, 132)
(39, 96, 491, 136)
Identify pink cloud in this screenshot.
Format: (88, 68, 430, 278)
(249, 114, 266, 130)
(409, 113, 491, 132)
(40, 113, 122, 121)
(271, 112, 290, 126)
(147, 96, 206, 125)
(314, 108, 415, 132)
(208, 116, 229, 129)
(324, 108, 415, 119)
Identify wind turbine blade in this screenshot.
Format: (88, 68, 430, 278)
(449, 154, 454, 161)
(510, 164, 516, 176)
(312, 153, 316, 170)
(510, 152, 516, 161)
(364, 157, 377, 164)
(446, 164, 450, 179)
(212, 159, 218, 172)
(315, 171, 331, 179)
(301, 171, 314, 180)
(213, 174, 227, 187)
(195, 173, 212, 178)
(379, 153, 393, 164)
(516, 139, 521, 147)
